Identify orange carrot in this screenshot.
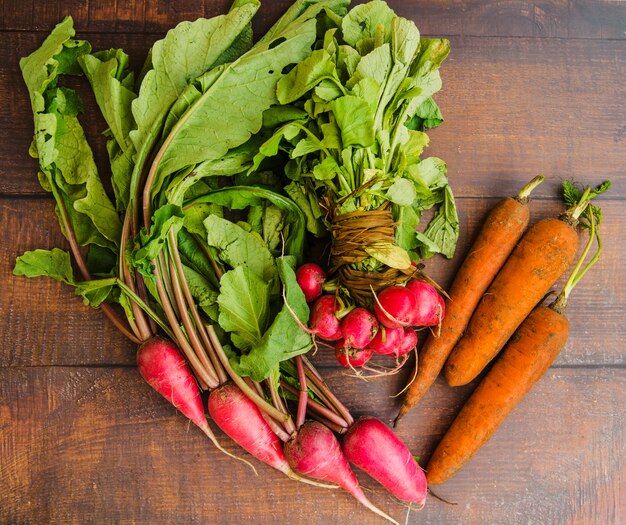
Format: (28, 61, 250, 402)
(395, 176, 544, 422)
(444, 199, 588, 387)
(427, 305, 570, 484)
(427, 187, 606, 484)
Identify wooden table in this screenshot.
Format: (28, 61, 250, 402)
(1, 1, 624, 523)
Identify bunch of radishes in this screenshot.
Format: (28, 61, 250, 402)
(296, 263, 445, 371)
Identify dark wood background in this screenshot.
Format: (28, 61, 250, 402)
(1, 1, 624, 524)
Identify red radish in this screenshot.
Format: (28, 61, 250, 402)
(373, 286, 417, 329)
(368, 326, 405, 356)
(284, 421, 398, 524)
(137, 337, 252, 466)
(405, 280, 441, 326)
(340, 307, 378, 349)
(335, 341, 374, 368)
(137, 337, 208, 433)
(396, 328, 418, 357)
(208, 382, 293, 475)
(429, 293, 446, 326)
(296, 263, 326, 303)
(310, 295, 342, 341)
(343, 416, 427, 507)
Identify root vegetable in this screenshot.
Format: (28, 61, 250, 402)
(373, 286, 418, 329)
(310, 295, 342, 341)
(404, 280, 442, 327)
(285, 421, 398, 524)
(368, 326, 405, 356)
(296, 263, 326, 303)
(340, 307, 378, 349)
(343, 416, 427, 506)
(444, 216, 578, 386)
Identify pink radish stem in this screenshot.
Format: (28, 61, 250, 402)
(206, 325, 292, 424)
(295, 356, 308, 429)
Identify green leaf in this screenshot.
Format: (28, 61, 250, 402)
(418, 185, 459, 259)
(152, 14, 320, 190)
(330, 95, 375, 148)
(387, 177, 416, 206)
(14, 248, 76, 285)
(20, 23, 121, 252)
(204, 215, 278, 285)
(134, 204, 184, 264)
(391, 16, 420, 66)
(182, 265, 219, 321)
(218, 266, 271, 351)
(129, 4, 260, 155)
(395, 205, 421, 255)
(346, 43, 391, 90)
(313, 155, 341, 181)
(341, 1, 396, 47)
(276, 48, 339, 104)
(364, 242, 412, 269)
(75, 277, 117, 307)
(284, 181, 326, 236)
(233, 256, 312, 381)
(79, 49, 136, 150)
(194, 186, 307, 261)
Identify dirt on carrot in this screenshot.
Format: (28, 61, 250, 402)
(395, 176, 543, 421)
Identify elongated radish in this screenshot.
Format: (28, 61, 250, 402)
(208, 382, 292, 473)
(284, 421, 399, 524)
(137, 337, 247, 466)
(137, 337, 209, 432)
(428, 186, 607, 483)
(207, 382, 334, 487)
(343, 417, 427, 506)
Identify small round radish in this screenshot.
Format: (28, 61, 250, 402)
(428, 293, 446, 326)
(368, 326, 405, 356)
(396, 328, 418, 357)
(310, 295, 342, 341)
(373, 286, 418, 329)
(208, 382, 293, 476)
(284, 421, 398, 524)
(335, 341, 374, 368)
(137, 337, 207, 431)
(342, 416, 427, 507)
(340, 307, 378, 349)
(296, 263, 326, 303)
(405, 279, 441, 326)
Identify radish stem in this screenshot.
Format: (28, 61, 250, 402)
(50, 180, 141, 344)
(207, 325, 292, 424)
(167, 230, 228, 384)
(295, 356, 308, 429)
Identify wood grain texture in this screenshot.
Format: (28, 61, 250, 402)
(3, 1, 625, 39)
(2, 33, 625, 197)
(0, 366, 623, 524)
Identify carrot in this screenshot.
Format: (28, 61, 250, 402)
(427, 184, 607, 484)
(395, 176, 544, 422)
(443, 184, 601, 387)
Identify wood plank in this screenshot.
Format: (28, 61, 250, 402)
(3, 1, 625, 39)
(0, 366, 623, 524)
(2, 33, 624, 197)
(2, 196, 623, 368)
